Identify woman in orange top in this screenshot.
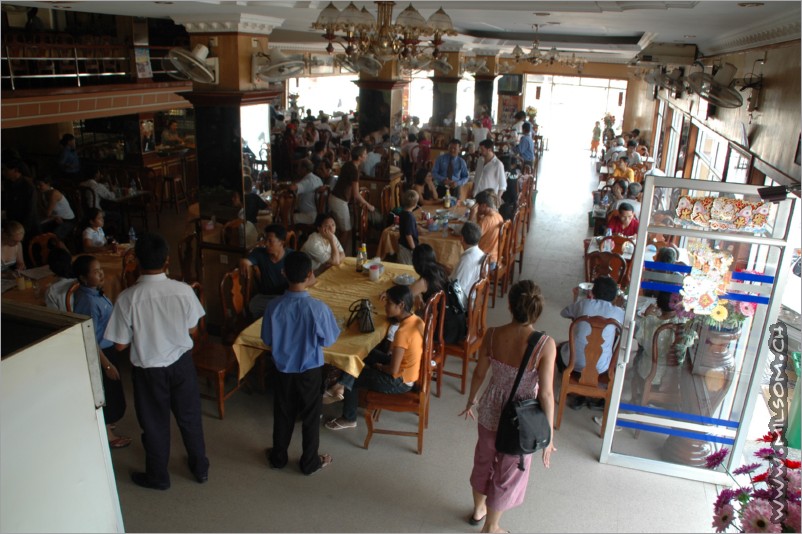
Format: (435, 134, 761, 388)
(325, 284, 425, 430)
(470, 189, 504, 268)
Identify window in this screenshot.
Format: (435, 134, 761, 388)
(291, 75, 359, 117)
(692, 128, 727, 181)
(725, 147, 751, 184)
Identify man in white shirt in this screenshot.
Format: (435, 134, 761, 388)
(451, 221, 486, 309)
(611, 182, 643, 216)
(289, 159, 323, 224)
(625, 139, 643, 165)
(104, 233, 208, 490)
(360, 144, 383, 177)
(604, 137, 627, 164)
(471, 139, 506, 199)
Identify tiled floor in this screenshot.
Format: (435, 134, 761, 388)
(110, 137, 719, 532)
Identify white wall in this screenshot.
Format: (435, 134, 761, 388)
(1, 319, 123, 533)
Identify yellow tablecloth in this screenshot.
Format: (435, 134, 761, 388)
(231, 258, 416, 380)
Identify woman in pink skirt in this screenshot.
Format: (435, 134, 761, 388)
(459, 280, 557, 533)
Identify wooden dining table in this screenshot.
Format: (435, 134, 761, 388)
(231, 258, 416, 380)
(376, 205, 468, 271)
(1, 245, 131, 307)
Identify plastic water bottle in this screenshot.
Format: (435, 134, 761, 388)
(128, 226, 137, 245)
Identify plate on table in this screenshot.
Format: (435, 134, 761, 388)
(435, 209, 449, 217)
(578, 282, 593, 291)
(463, 199, 476, 208)
(394, 274, 415, 286)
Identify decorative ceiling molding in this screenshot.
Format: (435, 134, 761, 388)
(704, 20, 801, 55)
(171, 13, 284, 35)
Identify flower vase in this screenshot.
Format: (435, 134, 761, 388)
(661, 325, 740, 467)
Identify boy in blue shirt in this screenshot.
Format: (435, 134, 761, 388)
(262, 251, 340, 475)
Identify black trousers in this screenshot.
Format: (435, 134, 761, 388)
(131, 350, 208, 485)
(270, 366, 324, 474)
(101, 346, 126, 425)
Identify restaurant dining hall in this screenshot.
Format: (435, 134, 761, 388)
(1, 2, 800, 533)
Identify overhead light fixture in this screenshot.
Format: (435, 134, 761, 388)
(312, 1, 456, 75)
(502, 24, 587, 72)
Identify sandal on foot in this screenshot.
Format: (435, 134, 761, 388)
(324, 418, 356, 431)
(322, 389, 344, 405)
(110, 436, 132, 449)
(305, 454, 333, 476)
(468, 513, 486, 526)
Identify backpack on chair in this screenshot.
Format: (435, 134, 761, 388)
(443, 280, 467, 344)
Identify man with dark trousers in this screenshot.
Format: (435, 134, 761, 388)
(262, 251, 339, 475)
(105, 232, 209, 490)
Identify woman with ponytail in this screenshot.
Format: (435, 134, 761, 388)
(459, 280, 557, 533)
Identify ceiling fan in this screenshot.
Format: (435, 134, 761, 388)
(335, 53, 382, 77)
(252, 49, 306, 83)
(685, 63, 744, 109)
(164, 44, 218, 84)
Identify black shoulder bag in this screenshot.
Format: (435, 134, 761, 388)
(347, 298, 375, 333)
(494, 331, 551, 471)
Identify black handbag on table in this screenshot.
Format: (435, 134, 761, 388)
(347, 298, 375, 333)
(494, 331, 551, 471)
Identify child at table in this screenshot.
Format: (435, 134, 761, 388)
(44, 247, 75, 311)
(397, 190, 419, 265)
(71, 254, 131, 449)
(82, 208, 116, 253)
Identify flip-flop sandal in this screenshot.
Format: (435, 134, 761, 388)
(324, 418, 356, 430)
(109, 436, 132, 449)
(322, 390, 344, 405)
(306, 454, 333, 476)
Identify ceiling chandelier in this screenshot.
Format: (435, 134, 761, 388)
(504, 24, 587, 71)
(312, 1, 457, 74)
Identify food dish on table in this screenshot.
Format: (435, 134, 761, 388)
(394, 274, 415, 286)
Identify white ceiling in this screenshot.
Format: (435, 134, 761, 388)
(7, 1, 801, 63)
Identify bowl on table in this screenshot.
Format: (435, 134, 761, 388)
(394, 274, 415, 286)
(463, 198, 476, 208)
(435, 208, 449, 217)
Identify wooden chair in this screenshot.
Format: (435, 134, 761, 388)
(315, 185, 331, 215)
(441, 276, 490, 394)
(189, 282, 242, 419)
(510, 207, 527, 282)
(361, 291, 441, 454)
(222, 218, 246, 247)
(555, 315, 622, 437)
(637, 322, 684, 409)
(160, 175, 189, 214)
(126, 169, 161, 231)
(490, 220, 512, 308)
(121, 247, 140, 289)
(177, 233, 202, 283)
(28, 233, 63, 267)
(220, 268, 252, 345)
(585, 251, 627, 285)
(64, 281, 80, 313)
(424, 291, 447, 398)
(380, 184, 395, 214)
(273, 189, 297, 226)
(285, 229, 298, 250)
(354, 187, 371, 248)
